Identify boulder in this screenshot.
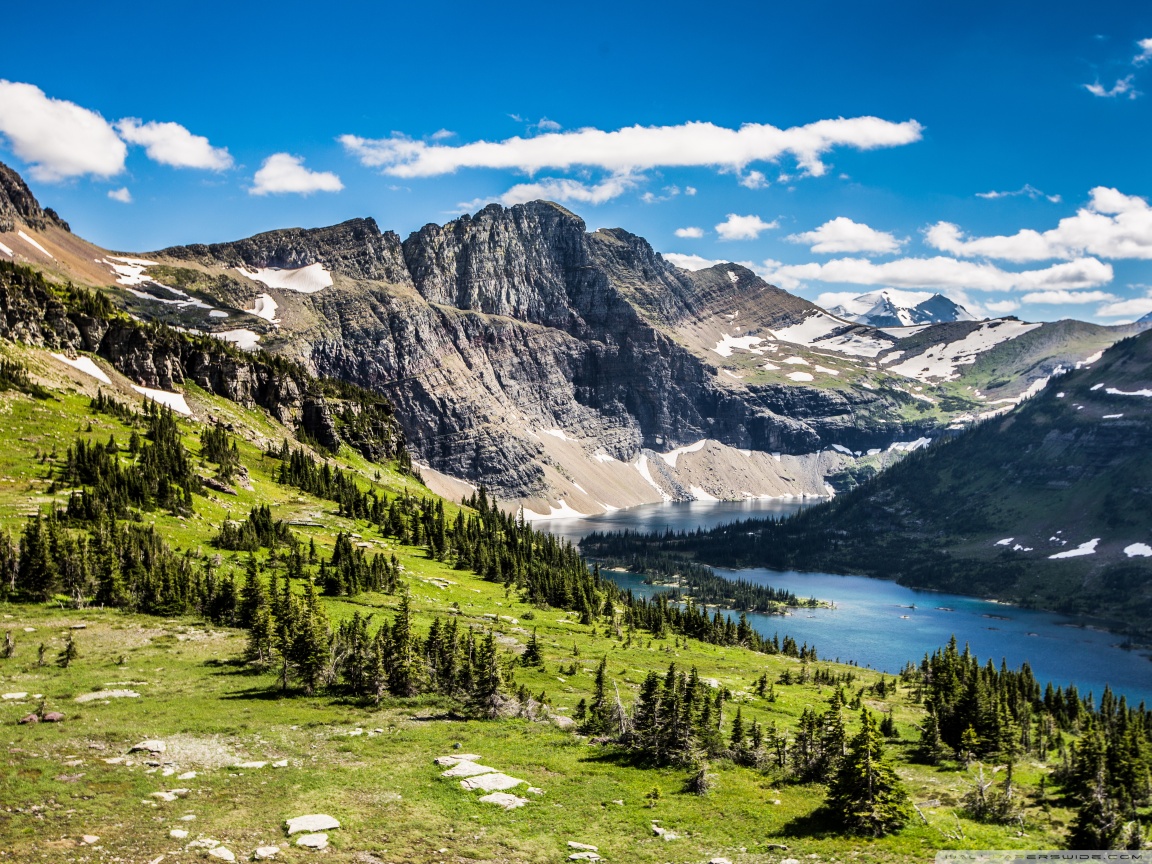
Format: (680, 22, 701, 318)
(440, 760, 496, 778)
(207, 848, 236, 862)
(170, 829, 189, 839)
(130, 740, 166, 754)
(253, 847, 280, 860)
(477, 792, 529, 810)
(80, 835, 99, 845)
(296, 833, 328, 850)
(568, 842, 598, 851)
(285, 814, 339, 835)
(460, 773, 525, 792)
(569, 854, 601, 862)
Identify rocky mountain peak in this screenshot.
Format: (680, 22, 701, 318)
(155, 217, 411, 285)
(0, 160, 70, 234)
(401, 199, 591, 328)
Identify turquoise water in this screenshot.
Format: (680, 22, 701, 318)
(543, 501, 1152, 706)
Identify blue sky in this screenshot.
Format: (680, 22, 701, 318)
(2, 0, 1151, 322)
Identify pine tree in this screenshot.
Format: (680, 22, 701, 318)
(1069, 767, 1123, 849)
(521, 628, 543, 668)
(825, 709, 913, 837)
(388, 591, 419, 697)
(57, 633, 79, 668)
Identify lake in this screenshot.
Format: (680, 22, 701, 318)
(543, 500, 1152, 706)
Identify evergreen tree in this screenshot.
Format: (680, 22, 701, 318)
(825, 709, 913, 837)
(57, 633, 79, 668)
(521, 628, 543, 668)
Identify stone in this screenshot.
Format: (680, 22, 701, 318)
(477, 792, 529, 810)
(651, 823, 680, 841)
(80, 835, 99, 845)
(2, 692, 27, 700)
(460, 772, 525, 792)
(710, 858, 733, 864)
(568, 842, 598, 851)
(440, 760, 497, 778)
(130, 740, 166, 754)
(75, 689, 140, 703)
(178, 771, 197, 780)
(296, 833, 328, 849)
(610, 799, 624, 806)
(285, 814, 340, 835)
(527, 786, 544, 795)
(254, 847, 280, 860)
(180, 814, 197, 821)
(234, 761, 267, 769)
(187, 838, 219, 849)
(569, 854, 601, 862)
(434, 754, 481, 766)
(151, 791, 178, 802)
(170, 829, 189, 839)
(207, 848, 236, 862)
(271, 760, 288, 768)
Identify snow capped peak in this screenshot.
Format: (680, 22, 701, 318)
(827, 289, 976, 327)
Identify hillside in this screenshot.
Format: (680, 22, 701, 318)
(584, 330, 1152, 636)
(0, 258, 1144, 858)
(0, 161, 1142, 517)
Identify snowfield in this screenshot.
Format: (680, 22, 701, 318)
(887, 320, 1041, 382)
(1048, 538, 1099, 560)
(50, 353, 111, 384)
(1124, 543, 1152, 558)
(250, 293, 280, 323)
(214, 329, 261, 351)
(131, 385, 192, 416)
(660, 439, 707, 468)
(17, 230, 52, 259)
(1105, 387, 1152, 398)
(237, 263, 333, 294)
(712, 334, 765, 357)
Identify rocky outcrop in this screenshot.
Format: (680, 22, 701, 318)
(0, 162, 69, 234)
(156, 218, 411, 284)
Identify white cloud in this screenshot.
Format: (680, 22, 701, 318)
(787, 216, 903, 254)
(339, 116, 924, 180)
(758, 255, 1112, 293)
(1134, 38, 1152, 65)
(715, 213, 777, 241)
(430, 129, 456, 140)
(674, 226, 704, 239)
(250, 153, 343, 196)
(0, 80, 126, 181)
(663, 252, 729, 271)
(482, 173, 638, 207)
(1096, 286, 1152, 317)
(984, 299, 1021, 315)
(1084, 75, 1138, 99)
(115, 118, 232, 170)
(640, 185, 682, 204)
(535, 118, 562, 132)
(976, 184, 1061, 203)
(684, 186, 697, 196)
(1020, 289, 1117, 305)
(739, 170, 768, 189)
(107, 187, 132, 203)
(927, 187, 1152, 262)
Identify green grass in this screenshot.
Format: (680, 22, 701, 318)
(0, 346, 1075, 862)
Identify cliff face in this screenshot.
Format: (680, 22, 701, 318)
(0, 162, 69, 234)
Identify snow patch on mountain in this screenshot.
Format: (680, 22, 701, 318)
(237, 263, 333, 294)
(887, 320, 1041, 382)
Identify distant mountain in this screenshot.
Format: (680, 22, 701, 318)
(585, 330, 1152, 635)
(1140, 310, 1152, 323)
(827, 289, 976, 327)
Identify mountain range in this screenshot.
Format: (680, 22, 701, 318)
(826, 289, 976, 327)
(0, 160, 1144, 516)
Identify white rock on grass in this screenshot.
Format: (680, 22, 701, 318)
(207, 848, 236, 862)
(271, 760, 288, 768)
(75, 689, 140, 703)
(285, 814, 340, 835)
(569, 854, 601, 862)
(151, 791, 179, 802)
(441, 760, 497, 778)
(234, 761, 267, 769)
(434, 754, 482, 766)
(568, 842, 598, 851)
(2, 692, 28, 700)
(170, 829, 189, 839)
(460, 772, 525, 792)
(651, 823, 681, 841)
(187, 838, 219, 849)
(80, 835, 99, 844)
(130, 740, 166, 754)
(477, 792, 529, 810)
(710, 858, 733, 864)
(296, 833, 328, 849)
(178, 771, 197, 780)
(254, 848, 280, 860)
